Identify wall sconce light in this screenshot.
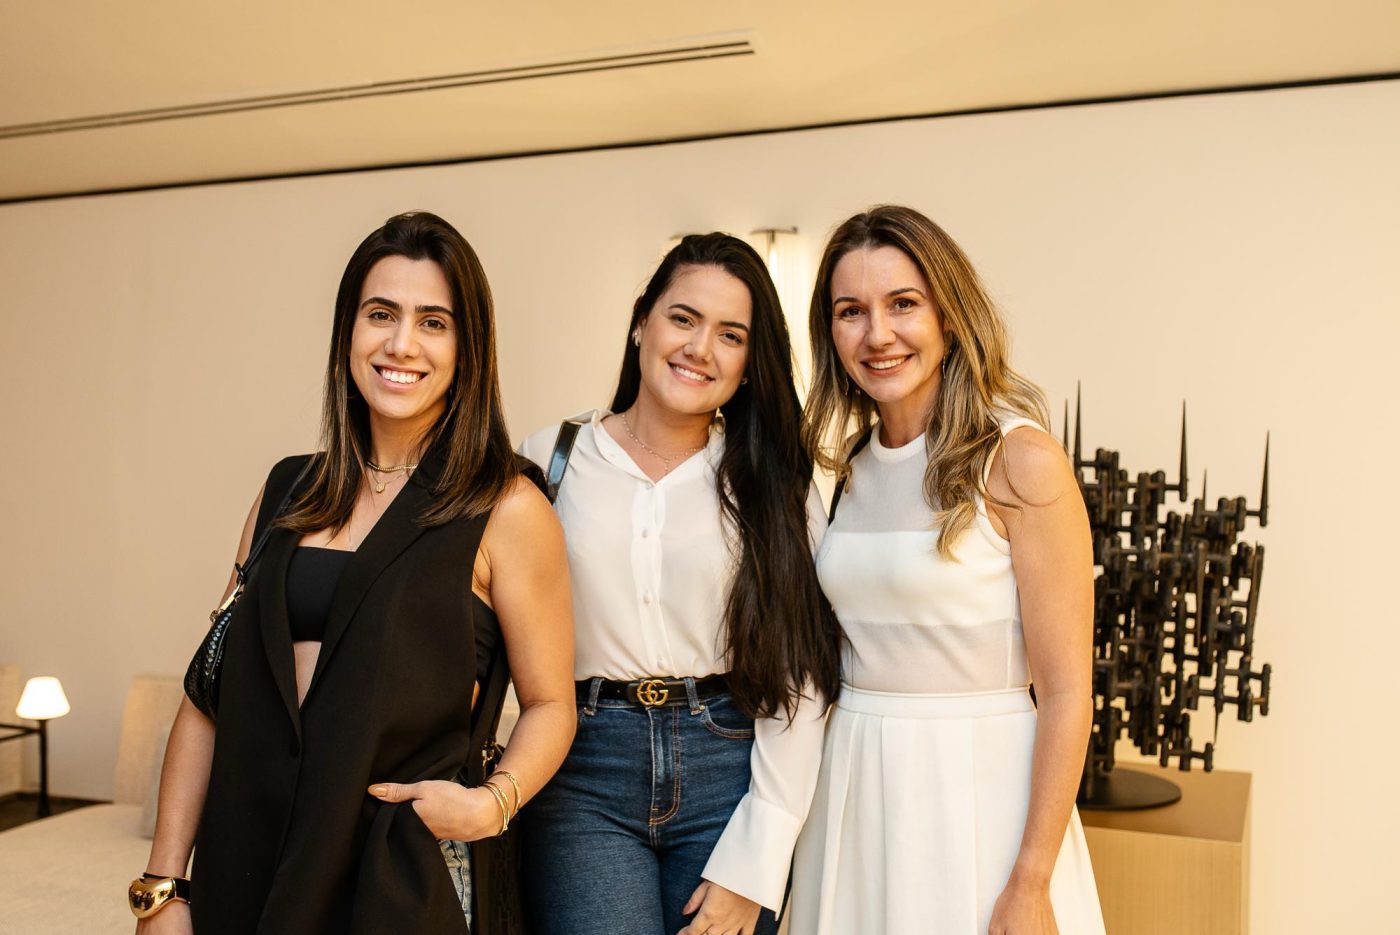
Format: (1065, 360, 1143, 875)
(1, 676, 71, 817)
(751, 227, 812, 394)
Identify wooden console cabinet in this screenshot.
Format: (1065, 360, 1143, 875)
(1081, 764, 1251, 935)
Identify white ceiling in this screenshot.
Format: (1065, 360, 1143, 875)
(1, 0, 1396, 202)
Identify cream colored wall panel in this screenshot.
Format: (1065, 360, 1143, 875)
(0, 665, 22, 795)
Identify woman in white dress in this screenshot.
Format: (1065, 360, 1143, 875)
(790, 205, 1105, 935)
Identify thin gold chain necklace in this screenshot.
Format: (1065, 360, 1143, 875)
(366, 460, 417, 494)
(621, 411, 705, 477)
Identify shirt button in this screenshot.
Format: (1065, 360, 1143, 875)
(642, 591, 654, 605)
(641, 529, 649, 538)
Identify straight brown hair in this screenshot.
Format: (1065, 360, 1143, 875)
(279, 211, 518, 533)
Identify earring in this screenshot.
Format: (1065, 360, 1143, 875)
(632, 330, 641, 347)
(740, 377, 748, 385)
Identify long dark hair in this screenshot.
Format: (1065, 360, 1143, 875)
(280, 211, 519, 532)
(612, 233, 841, 719)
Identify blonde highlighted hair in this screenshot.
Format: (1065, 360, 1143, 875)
(801, 205, 1049, 558)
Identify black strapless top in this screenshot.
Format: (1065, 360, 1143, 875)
(286, 546, 499, 685)
(286, 547, 353, 643)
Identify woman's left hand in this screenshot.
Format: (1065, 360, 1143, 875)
(676, 879, 762, 935)
(368, 780, 504, 842)
(988, 878, 1059, 935)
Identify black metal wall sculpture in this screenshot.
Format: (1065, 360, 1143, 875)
(1069, 390, 1272, 810)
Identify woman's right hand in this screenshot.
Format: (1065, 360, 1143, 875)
(134, 901, 192, 935)
(369, 779, 508, 842)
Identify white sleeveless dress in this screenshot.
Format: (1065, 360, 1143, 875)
(788, 418, 1105, 935)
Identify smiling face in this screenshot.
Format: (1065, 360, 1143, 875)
(633, 264, 753, 417)
(348, 255, 458, 438)
(830, 245, 946, 435)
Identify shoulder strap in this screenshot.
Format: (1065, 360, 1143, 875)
(827, 429, 873, 523)
(545, 418, 585, 505)
(238, 455, 314, 580)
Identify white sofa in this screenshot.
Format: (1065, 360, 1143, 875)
(0, 672, 184, 935)
(0, 672, 522, 934)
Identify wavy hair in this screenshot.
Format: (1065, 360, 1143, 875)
(279, 211, 519, 533)
(802, 205, 1049, 558)
(612, 233, 841, 719)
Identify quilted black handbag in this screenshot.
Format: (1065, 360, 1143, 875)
(183, 465, 307, 718)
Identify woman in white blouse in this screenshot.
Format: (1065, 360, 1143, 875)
(518, 233, 839, 935)
(790, 206, 1105, 935)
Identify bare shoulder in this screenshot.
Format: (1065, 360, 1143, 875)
(233, 482, 268, 562)
(483, 474, 563, 545)
(991, 426, 1078, 508)
(245, 483, 267, 526)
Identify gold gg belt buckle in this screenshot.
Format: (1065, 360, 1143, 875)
(636, 679, 670, 707)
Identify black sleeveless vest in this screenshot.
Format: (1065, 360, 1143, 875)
(192, 449, 513, 935)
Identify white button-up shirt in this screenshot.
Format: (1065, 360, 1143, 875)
(520, 409, 829, 912)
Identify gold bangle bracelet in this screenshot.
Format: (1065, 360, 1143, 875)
(128, 875, 191, 918)
(482, 778, 511, 821)
(483, 781, 509, 834)
(489, 769, 523, 817)
(481, 780, 510, 835)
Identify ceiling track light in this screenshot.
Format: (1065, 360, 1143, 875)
(0, 35, 756, 140)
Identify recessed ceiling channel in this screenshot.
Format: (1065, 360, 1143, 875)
(0, 34, 756, 140)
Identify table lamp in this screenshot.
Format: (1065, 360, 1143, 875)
(6, 676, 71, 817)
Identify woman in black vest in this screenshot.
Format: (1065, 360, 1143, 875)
(134, 212, 576, 935)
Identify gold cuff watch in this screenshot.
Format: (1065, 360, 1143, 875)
(128, 873, 191, 918)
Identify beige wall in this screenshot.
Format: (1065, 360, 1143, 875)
(1, 79, 1395, 932)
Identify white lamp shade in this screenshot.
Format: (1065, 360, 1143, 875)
(16, 676, 70, 720)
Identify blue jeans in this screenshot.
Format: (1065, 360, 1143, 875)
(438, 838, 473, 932)
(521, 679, 780, 935)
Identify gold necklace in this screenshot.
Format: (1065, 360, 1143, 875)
(621, 411, 706, 477)
(365, 460, 417, 494)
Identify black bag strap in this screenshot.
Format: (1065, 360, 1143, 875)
(466, 620, 514, 785)
(826, 428, 874, 523)
(233, 456, 312, 588)
(546, 418, 586, 503)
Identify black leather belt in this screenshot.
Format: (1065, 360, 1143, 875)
(575, 674, 730, 708)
